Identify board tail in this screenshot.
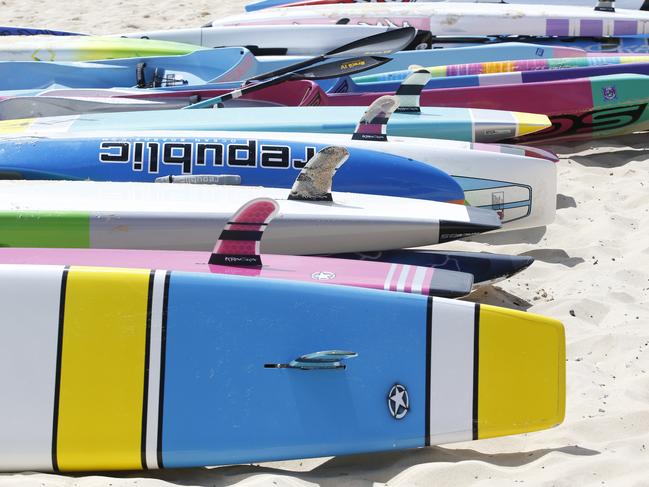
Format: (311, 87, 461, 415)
(395, 69, 431, 114)
(352, 95, 400, 142)
(209, 198, 279, 268)
(288, 146, 349, 201)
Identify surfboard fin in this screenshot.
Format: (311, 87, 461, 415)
(351, 95, 400, 142)
(595, 0, 615, 11)
(265, 350, 358, 370)
(288, 146, 348, 202)
(395, 69, 431, 114)
(209, 197, 279, 267)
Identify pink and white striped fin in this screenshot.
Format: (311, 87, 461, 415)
(351, 95, 399, 142)
(288, 146, 349, 202)
(395, 69, 431, 114)
(209, 198, 279, 267)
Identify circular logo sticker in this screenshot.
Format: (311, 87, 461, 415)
(311, 271, 336, 281)
(388, 384, 409, 420)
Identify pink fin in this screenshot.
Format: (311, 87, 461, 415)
(209, 198, 279, 267)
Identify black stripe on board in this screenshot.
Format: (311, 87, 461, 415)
(156, 271, 171, 469)
(51, 266, 69, 472)
(140, 270, 155, 470)
(472, 304, 481, 441)
(425, 296, 433, 446)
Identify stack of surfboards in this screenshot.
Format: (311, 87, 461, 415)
(1, 0, 619, 473)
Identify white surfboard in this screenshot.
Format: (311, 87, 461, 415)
(118, 24, 395, 55)
(214, 2, 649, 38)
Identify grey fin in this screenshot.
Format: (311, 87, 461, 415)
(288, 146, 349, 202)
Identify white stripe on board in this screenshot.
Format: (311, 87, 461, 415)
(396, 265, 411, 292)
(429, 298, 475, 445)
(410, 266, 428, 295)
(144, 269, 167, 470)
(384, 263, 397, 291)
(569, 18, 580, 36)
(0, 264, 64, 471)
(480, 72, 522, 87)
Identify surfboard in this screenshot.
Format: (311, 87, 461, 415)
(0, 35, 205, 62)
(214, 2, 649, 38)
(351, 55, 649, 85)
(0, 103, 550, 144)
(118, 24, 399, 56)
(0, 198, 474, 297)
(321, 74, 649, 142)
(0, 48, 261, 91)
(0, 128, 467, 204)
(0, 263, 565, 471)
(0, 146, 501, 254)
(340, 60, 649, 94)
(244, 0, 647, 12)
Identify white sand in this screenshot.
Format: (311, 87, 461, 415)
(1, 3, 649, 486)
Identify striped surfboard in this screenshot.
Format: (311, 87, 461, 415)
(0, 264, 565, 471)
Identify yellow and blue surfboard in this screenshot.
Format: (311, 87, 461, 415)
(0, 264, 565, 471)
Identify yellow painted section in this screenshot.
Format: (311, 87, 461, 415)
(512, 112, 552, 136)
(484, 61, 515, 74)
(0, 118, 35, 135)
(621, 56, 649, 64)
(426, 66, 447, 78)
(57, 266, 150, 471)
(477, 304, 565, 439)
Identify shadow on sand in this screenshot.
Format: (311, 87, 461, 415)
(16, 445, 599, 486)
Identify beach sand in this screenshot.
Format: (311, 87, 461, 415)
(1, 2, 649, 485)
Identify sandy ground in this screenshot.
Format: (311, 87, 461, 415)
(1, 1, 649, 486)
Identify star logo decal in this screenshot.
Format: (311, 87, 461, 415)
(388, 384, 409, 420)
(311, 271, 336, 281)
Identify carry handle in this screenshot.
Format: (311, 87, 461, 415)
(265, 350, 358, 371)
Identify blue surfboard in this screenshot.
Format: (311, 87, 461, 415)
(0, 265, 565, 471)
(0, 133, 465, 203)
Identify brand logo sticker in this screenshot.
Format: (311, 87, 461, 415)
(388, 384, 409, 420)
(602, 86, 617, 101)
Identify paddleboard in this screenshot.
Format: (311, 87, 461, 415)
(320, 74, 649, 142)
(0, 48, 260, 90)
(352, 55, 649, 85)
(244, 0, 647, 12)
(0, 35, 205, 62)
(0, 129, 467, 204)
(119, 24, 402, 56)
(0, 263, 565, 471)
(0, 103, 550, 143)
(335, 59, 649, 93)
(213, 2, 649, 38)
